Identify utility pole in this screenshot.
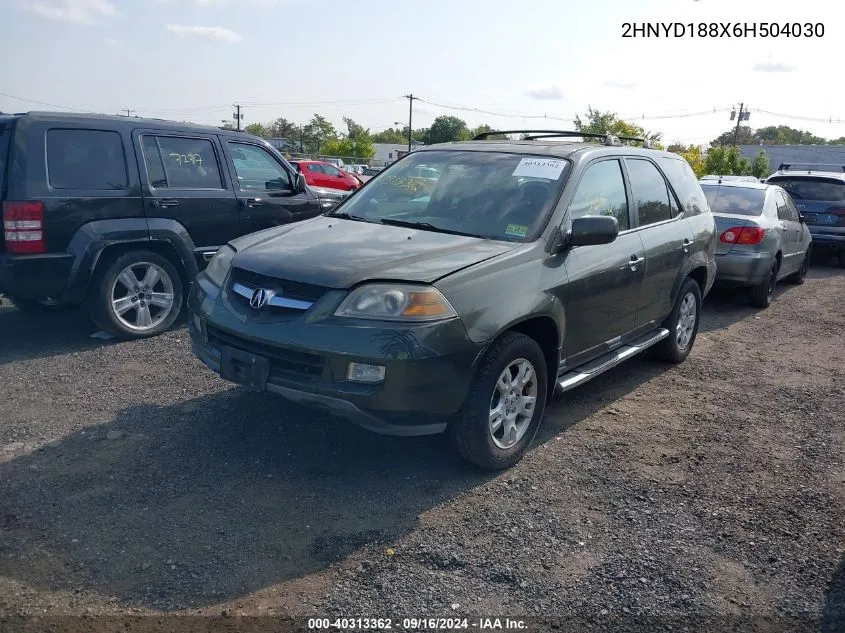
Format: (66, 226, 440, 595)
(730, 103, 750, 146)
(122, 109, 135, 117)
(232, 104, 244, 131)
(403, 94, 415, 152)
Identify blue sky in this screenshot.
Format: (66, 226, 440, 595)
(0, 0, 841, 145)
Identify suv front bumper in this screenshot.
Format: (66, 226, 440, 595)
(0, 253, 75, 300)
(188, 277, 486, 436)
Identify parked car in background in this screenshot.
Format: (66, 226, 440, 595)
(188, 130, 716, 470)
(344, 164, 366, 175)
(295, 160, 360, 191)
(0, 111, 321, 338)
(363, 166, 382, 176)
(322, 157, 346, 170)
(701, 175, 762, 183)
(765, 163, 845, 267)
(700, 180, 812, 307)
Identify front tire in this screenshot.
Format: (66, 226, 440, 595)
(785, 248, 810, 285)
(655, 278, 702, 364)
(749, 260, 779, 308)
(450, 332, 548, 471)
(85, 250, 183, 340)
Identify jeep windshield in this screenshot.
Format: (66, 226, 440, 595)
(331, 150, 569, 242)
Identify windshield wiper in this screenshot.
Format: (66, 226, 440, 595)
(330, 211, 370, 222)
(378, 218, 477, 237)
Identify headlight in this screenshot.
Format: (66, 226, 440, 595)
(205, 245, 235, 287)
(334, 283, 457, 322)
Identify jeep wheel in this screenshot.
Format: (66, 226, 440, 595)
(655, 277, 701, 364)
(450, 332, 547, 471)
(86, 251, 183, 340)
(7, 296, 73, 314)
(750, 260, 778, 308)
(786, 248, 810, 285)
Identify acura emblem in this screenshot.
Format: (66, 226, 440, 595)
(250, 288, 271, 309)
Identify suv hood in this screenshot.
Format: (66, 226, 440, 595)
(230, 216, 517, 288)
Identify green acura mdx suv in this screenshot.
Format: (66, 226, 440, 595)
(188, 131, 716, 470)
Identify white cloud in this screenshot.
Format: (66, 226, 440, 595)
(752, 61, 795, 73)
(604, 80, 636, 90)
(525, 86, 563, 101)
(21, 0, 116, 25)
(165, 23, 241, 42)
(104, 37, 120, 45)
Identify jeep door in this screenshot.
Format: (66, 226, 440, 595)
(559, 158, 647, 365)
(134, 131, 239, 266)
(623, 157, 695, 327)
(221, 140, 323, 232)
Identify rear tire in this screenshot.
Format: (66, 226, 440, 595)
(749, 260, 779, 308)
(85, 250, 184, 340)
(655, 278, 701, 364)
(6, 296, 73, 314)
(449, 332, 548, 471)
(785, 248, 810, 285)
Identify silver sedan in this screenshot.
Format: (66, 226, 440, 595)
(700, 181, 813, 308)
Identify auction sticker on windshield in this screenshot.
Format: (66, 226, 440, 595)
(512, 157, 566, 180)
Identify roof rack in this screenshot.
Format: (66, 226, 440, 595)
(778, 162, 845, 172)
(472, 129, 653, 148)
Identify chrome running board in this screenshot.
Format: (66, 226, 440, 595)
(557, 328, 670, 393)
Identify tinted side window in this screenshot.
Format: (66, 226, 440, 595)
(661, 156, 709, 216)
(626, 159, 672, 226)
(141, 136, 168, 188)
(153, 136, 222, 189)
(228, 142, 291, 191)
(568, 159, 629, 231)
(775, 191, 790, 220)
(46, 129, 128, 190)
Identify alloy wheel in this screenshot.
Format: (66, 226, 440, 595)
(109, 262, 175, 332)
(489, 358, 538, 449)
(676, 291, 697, 350)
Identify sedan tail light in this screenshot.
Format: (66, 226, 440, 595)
(3, 201, 46, 254)
(719, 226, 765, 245)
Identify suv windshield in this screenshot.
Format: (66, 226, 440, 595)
(334, 150, 569, 241)
(0, 117, 12, 199)
(701, 184, 765, 216)
(766, 176, 845, 201)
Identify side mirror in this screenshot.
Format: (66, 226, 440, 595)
(296, 172, 307, 194)
(569, 215, 620, 247)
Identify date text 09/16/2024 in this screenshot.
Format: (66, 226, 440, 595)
(622, 22, 824, 38)
(307, 617, 529, 630)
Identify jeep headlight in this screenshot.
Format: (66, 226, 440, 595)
(334, 283, 457, 322)
(205, 245, 235, 287)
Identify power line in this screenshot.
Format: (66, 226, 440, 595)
(0, 92, 87, 112)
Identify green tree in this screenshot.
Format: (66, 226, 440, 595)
(304, 114, 337, 154)
(427, 116, 471, 144)
(322, 135, 376, 160)
(680, 146, 707, 178)
(751, 150, 770, 179)
(219, 122, 238, 131)
(266, 117, 298, 139)
(704, 146, 752, 176)
(343, 117, 369, 140)
(244, 122, 267, 137)
(372, 127, 406, 144)
(470, 124, 508, 140)
(573, 107, 663, 147)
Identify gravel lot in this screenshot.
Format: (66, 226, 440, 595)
(1, 267, 843, 631)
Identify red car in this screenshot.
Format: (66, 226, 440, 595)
(291, 160, 360, 191)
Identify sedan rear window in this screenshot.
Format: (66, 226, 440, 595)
(766, 176, 845, 202)
(701, 184, 765, 216)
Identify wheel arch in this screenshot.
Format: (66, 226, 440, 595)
(502, 315, 560, 404)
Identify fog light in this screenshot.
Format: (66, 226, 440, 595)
(346, 362, 386, 383)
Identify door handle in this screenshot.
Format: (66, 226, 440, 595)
(153, 199, 179, 208)
(242, 198, 263, 208)
(623, 255, 645, 271)
(682, 238, 691, 253)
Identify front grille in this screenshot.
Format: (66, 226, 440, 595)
(231, 267, 327, 302)
(207, 324, 324, 382)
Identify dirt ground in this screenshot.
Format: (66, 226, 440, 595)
(1, 266, 843, 631)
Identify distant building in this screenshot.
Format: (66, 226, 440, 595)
(266, 137, 303, 152)
(737, 144, 845, 173)
(373, 142, 424, 165)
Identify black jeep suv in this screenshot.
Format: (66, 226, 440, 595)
(0, 111, 322, 338)
(189, 131, 717, 470)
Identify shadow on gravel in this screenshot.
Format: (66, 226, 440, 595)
(0, 351, 667, 611)
(822, 555, 845, 632)
(0, 303, 107, 364)
(698, 266, 844, 334)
